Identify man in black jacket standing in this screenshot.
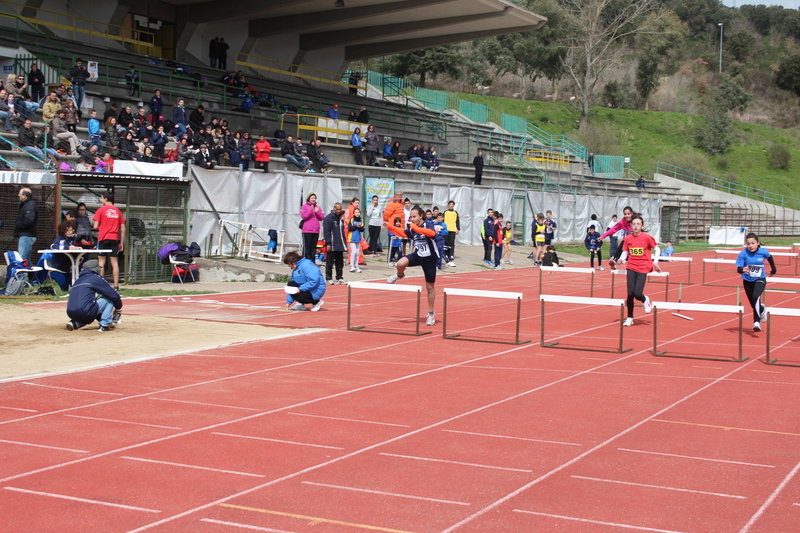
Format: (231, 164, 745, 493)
(217, 38, 230, 70)
(323, 203, 346, 284)
(65, 267, 123, 332)
(473, 151, 484, 185)
(209, 37, 219, 68)
(68, 58, 90, 109)
(14, 187, 38, 264)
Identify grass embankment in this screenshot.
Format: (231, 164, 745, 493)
(456, 93, 800, 201)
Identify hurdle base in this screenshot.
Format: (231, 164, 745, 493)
(349, 326, 432, 336)
(542, 341, 632, 354)
(765, 358, 800, 367)
(446, 333, 531, 345)
(654, 350, 748, 363)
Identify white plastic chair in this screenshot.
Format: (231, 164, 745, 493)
(169, 254, 195, 285)
(42, 257, 66, 286)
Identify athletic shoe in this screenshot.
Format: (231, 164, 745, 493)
(507, 260, 513, 265)
(98, 325, 111, 332)
(310, 300, 324, 312)
(759, 305, 767, 322)
(598, 266, 605, 271)
(66, 320, 77, 331)
(495, 265, 504, 270)
(447, 261, 455, 267)
(336, 279, 345, 284)
(112, 311, 122, 324)
(388, 262, 394, 267)
(642, 296, 652, 314)
(527, 253, 534, 259)
(327, 279, 336, 285)
(753, 321, 762, 332)
(623, 317, 634, 327)
(289, 302, 305, 310)
(354, 268, 362, 273)
(608, 259, 617, 270)
(426, 313, 435, 326)
(349, 267, 356, 272)
(387, 273, 404, 284)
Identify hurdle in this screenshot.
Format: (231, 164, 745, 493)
(651, 301, 747, 362)
(655, 256, 694, 284)
(766, 308, 800, 367)
(347, 282, 431, 336)
(702, 258, 737, 287)
(442, 288, 530, 345)
(610, 270, 670, 301)
(715, 249, 799, 274)
(539, 266, 596, 297)
(540, 294, 630, 354)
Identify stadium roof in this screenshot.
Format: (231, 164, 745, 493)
(173, 0, 547, 61)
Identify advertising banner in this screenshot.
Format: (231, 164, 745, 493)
(364, 177, 394, 211)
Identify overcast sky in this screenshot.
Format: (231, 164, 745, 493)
(721, 0, 799, 8)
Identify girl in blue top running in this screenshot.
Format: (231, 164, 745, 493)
(735, 233, 776, 332)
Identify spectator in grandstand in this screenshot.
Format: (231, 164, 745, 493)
(254, 133, 271, 173)
(141, 145, 160, 163)
(189, 104, 205, 132)
(326, 104, 339, 119)
(41, 92, 61, 123)
(68, 58, 89, 109)
(416, 145, 432, 170)
(364, 124, 379, 166)
(356, 106, 369, 124)
(348, 71, 361, 95)
(149, 90, 163, 125)
(125, 66, 139, 97)
(473, 150, 484, 185)
(194, 143, 215, 169)
(133, 106, 148, 135)
(176, 137, 191, 165)
(104, 116, 119, 157)
(428, 145, 440, 171)
(8, 73, 40, 120)
(63, 87, 79, 112)
(28, 64, 45, 103)
(75, 203, 93, 245)
(117, 130, 137, 160)
(351, 127, 364, 166)
(52, 109, 79, 155)
(280, 135, 308, 171)
(347, 110, 357, 121)
(238, 131, 253, 171)
(63, 98, 78, 133)
(102, 103, 118, 123)
(217, 38, 230, 70)
(18, 118, 50, 166)
(209, 37, 219, 68)
(292, 138, 314, 172)
(636, 176, 647, 190)
(382, 139, 392, 160)
(588, 152, 595, 174)
(211, 129, 229, 165)
(117, 104, 134, 130)
(95, 152, 114, 173)
(148, 125, 167, 161)
(172, 99, 188, 138)
(307, 138, 330, 172)
(55, 84, 67, 104)
(0, 91, 19, 133)
(78, 144, 99, 170)
(406, 144, 423, 171)
(386, 140, 404, 166)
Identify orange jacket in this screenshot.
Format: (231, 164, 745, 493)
(383, 197, 404, 226)
(387, 222, 435, 239)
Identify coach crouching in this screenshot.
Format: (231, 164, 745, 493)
(65, 265, 123, 332)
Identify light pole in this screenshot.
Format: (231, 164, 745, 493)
(718, 23, 723, 74)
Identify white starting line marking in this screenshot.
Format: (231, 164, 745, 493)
(149, 397, 260, 411)
(200, 519, 297, 532)
(4, 486, 161, 513)
(618, 448, 775, 468)
(379, 453, 532, 473)
(571, 475, 746, 499)
(302, 481, 470, 506)
(120, 456, 265, 478)
(0, 406, 37, 412)
(212, 432, 345, 450)
(443, 429, 582, 447)
(64, 415, 182, 430)
(512, 509, 688, 533)
(0, 438, 88, 454)
(22, 382, 124, 396)
(287, 412, 411, 427)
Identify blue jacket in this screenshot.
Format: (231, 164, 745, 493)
(351, 132, 363, 147)
(326, 108, 339, 119)
(286, 258, 326, 304)
(67, 269, 122, 323)
(382, 144, 392, 157)
(584, 232, 602, 250)
(88, 118, 100, 138)
(173, 106, 187, 125)
(433, 221, 447, 244)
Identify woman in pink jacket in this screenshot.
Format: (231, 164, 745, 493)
(300, 193, 325, 261)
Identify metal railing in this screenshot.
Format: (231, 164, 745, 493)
(656, 162, 800, 210)
(501, 113, 528, 134)
(0, 0, 157, 55)
(0, 12, 75, 66)
(526, 149, 571, 172)
(594, 155, 625, 178)
(459, 100, 489, 124)
(527, 122, 588, 161)
(235, 53, 365, 95)
(280, 114, 370, 145)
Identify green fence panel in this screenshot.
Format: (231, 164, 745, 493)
(502, 114, 527, 134)
(459, 100, 488, 124)
(594, 155, 625, 178)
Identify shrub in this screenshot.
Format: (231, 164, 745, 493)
(717, 157, 729, 171)
(726, 172, 738, 182)
(696, 102, 732, 155)
(602, 81, 635, 110)
(769, 144, 791, 170)
(538, 115, 550, 124)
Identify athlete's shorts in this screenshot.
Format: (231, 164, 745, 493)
(98, 239, 120, 257)
(406, 252, 437, 283)
(544, 236, 553, 245)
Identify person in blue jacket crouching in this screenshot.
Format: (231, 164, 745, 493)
(284, 251, 326, 312)
(66, 265, 122, 332)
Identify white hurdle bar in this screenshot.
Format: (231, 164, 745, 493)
(610, 270, 670, 301)
(347, 282, 431, 336)
(703, 258, 736, 286)
(715, 249, 799, 274)
(654, 256, 694, 284)
(539, 294, 630, 354)
(651, 301, 747, 363)
(442, 288, 530, 345)
(766, 307, 800, 367)
(539, 266, 596, 297)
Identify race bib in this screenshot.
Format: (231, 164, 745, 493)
(749, 265, 762, 276)
(629, 247, 644, 256)
(416, 242, 431, 257)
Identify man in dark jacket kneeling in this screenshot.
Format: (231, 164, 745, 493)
(66, 266, 123, 332)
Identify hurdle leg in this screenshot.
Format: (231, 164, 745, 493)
(702, 261, 707, 286)
(665, 276, 670, 302)
(442, 292, 448, 339)
(611, 272, 615, 299)
(654, 307, 660, 356)
(736, 310, 749, 363)
(515, 297, 522, 345)
(766, 312, 775, 364)
(539, 267, 543, 295)
(347, 284, 352, 331)
(618, 303, 625, 353)
(540, 299, 550, 347)
(687, 261, 692, 285)
(590, 271, 594, 298)
(415, 289, 421, 337)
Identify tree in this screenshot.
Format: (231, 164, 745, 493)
(696, 100, 732, 155)
(717, 77, 751, 112)
(670, 0, 731, 39)
(558, 0, 666, 126)
(387, 45, 463, 88)
(635, 11, 688, 106)
(775, 53, 800, 97)
(727, 31, 755, 62)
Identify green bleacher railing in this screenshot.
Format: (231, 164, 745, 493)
(594, 155, 625, 179)
(501, 114, 528, 135)
(0, 12, 75, 66)
(526, 122, 588, 161)
(656, 162, 800, 210)
(458, 100, 488, 124)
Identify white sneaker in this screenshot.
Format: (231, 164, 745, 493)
(310, 299, 324, 312)
(494, 265, 504, 270)
(753, 321, 762, 332)
(387, 273, 404, 284)
(349, 267, 356, 272)
(426, 313, 435, 326)
(759, 305, 767, 322)
(447, 262, 455, 267)
(598, 266, 605, 271)
(327, 279, 336, 285)
(388, 262, 394, 267)
(623, 317, 634, 327)
(289, 302, 305, 310)
(642, 296, 652, 314)
(355, 268, 362, 273)
(507, 260, 513, 265)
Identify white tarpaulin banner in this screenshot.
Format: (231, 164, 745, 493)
(709, 226, 746, 245)
(114, 160, 184, 178)
(432, 186, 512, 246)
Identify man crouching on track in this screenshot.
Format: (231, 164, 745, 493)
(385, 204, 440, 326)
(66, 265, 123, 332)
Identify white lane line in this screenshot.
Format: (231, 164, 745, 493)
(64, 415, 182, 430)
(379, 453, 532, 473)
(443, 429, 581, 447)
(287, 412, 410, 427)
(793, 503, 800, 506)
(301, 481, 470, 506)
(512, 509, 688, 533)
(0, 406, 37, 412)
(120, 456, 265, 478)
(4, 487, 160, 513)
(618, 448, 775, 468)
(22, 382, 124, 396)
(149, 398, 260, 411)
(571, 475, 746, 499)
(200, 519, 297, 532)
(740, 460, 800, 532)
(212, 432, 344, 450)
(0, 438, 88, 454)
